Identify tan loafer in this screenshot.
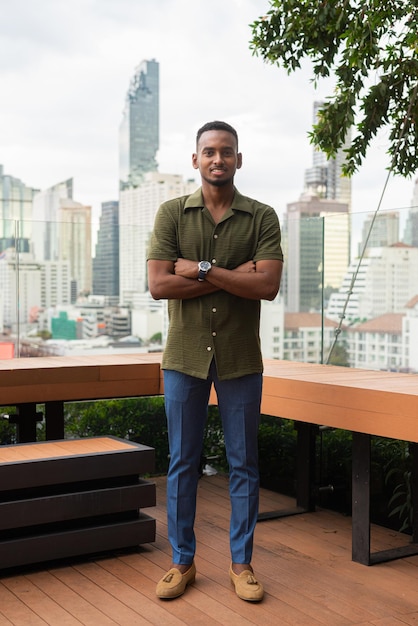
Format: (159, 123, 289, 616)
(229, 565, 264, 602)
(156, 563, 196, 599)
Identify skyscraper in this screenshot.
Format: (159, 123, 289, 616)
(358, 211, 400, 256)
(283, 101, 352, 313)
(403, 177, 418, 247)
(92, 201, 119, 298)
(59, 199, 92, 301)
(304, 101, 352, 208)
(284, 195, 349, 312)
(119, 59, 159, 189)
(31, 178, 73, 262)
(327, 244, 418, 323)
(119, 172, 197, 303)
(0, 164, 39, 254)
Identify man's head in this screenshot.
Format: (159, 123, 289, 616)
(193, 120, 242, 188)
(196, 121, 239, 150)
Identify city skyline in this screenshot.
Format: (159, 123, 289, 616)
(1, 0, 416, 230)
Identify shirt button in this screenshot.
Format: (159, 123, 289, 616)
(214, 234, 218, 239)
(212, 308, 217, 313)
(212, 332, 217, 337)
(207, 346, 212, 351)
(212, 258, 216, 264)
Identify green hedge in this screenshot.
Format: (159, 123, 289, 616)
(1, 398, 413, 533)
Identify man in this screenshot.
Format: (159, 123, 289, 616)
(147, 120, 283, 601)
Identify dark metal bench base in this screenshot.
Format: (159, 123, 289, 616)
(257, 422, 317, 521)
(257, 424, 418, 566)
(352, 433, 418, 565)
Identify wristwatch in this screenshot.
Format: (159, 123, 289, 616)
(197, 260, 212, 281)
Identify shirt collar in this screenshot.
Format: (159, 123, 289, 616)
(184, 187, 255, 215)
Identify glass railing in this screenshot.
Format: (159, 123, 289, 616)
(262, 202, 418, 371)
(1, 204, 418, 373)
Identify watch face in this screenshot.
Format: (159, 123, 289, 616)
(199, 261, 211, 272)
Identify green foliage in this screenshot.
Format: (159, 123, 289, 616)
(384, 441, 413, 533)
(258, 416, 297, 493)
(327, 341, 350, 367)
(203, 406, 228, 471)
(65, 397, 170, 473)
(250, 0, 418, 177)
(64, 400, 227, 475)
(56, 399, 417, 533)
(0, 408, 17, 445)
(387, 470, 412, 533)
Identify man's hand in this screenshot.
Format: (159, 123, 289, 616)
(174, 258, 199, 279)
(233, 260, 256, 273)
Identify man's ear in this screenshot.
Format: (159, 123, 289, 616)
(192, 153, 199, 169)
(237, 152, 243, 169)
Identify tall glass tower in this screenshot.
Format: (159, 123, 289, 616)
(0, 164, 39, 253)
(119, 59, 159, 189)
(304, 101, 352, 208)
(92, 200, 119, 297)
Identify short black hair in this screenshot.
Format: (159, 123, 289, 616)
(196, 121, 238, 149)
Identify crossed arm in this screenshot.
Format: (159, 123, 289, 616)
(147, 257, 283, 302)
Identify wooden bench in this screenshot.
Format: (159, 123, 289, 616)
(256, 359, 418, 565)
(0, 436, 156, 570)
(0, 353, 162, 442)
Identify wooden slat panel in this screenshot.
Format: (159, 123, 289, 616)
(0, 482, 156, 530)
(0, 515, 155, 570)
(0, 436, 145, 462)
(0, 437, 155, 490)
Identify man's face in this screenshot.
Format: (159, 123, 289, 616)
(192, 130, 242, 187)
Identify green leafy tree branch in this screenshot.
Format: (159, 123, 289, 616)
(250, 0, 418, 177)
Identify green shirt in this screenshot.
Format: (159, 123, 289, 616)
(147, 187, 283, 380)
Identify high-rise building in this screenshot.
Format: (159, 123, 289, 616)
(0, 249, 70, 334)
(283, 101, 352, 313)
(284, 194, 349, 312)
(119, 59, 159, 189)
(403, 177, 418, 246)
(304, 101, 352, 208)
(0, 164, 39, 253)
(119, 172, 197, 303)
(31, 178, 73, 261)
(358, 211, 400, 256)
(31, 181, 90, 302)
(59, 199, 92, 301)
(92, 201, 119, 297)
(327, 243, 418, 323)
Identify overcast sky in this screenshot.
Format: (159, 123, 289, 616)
(1, 0, 416, 231)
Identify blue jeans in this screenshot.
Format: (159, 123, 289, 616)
(164, 360, 262, 565)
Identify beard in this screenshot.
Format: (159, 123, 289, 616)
(201, 172, 234, 187)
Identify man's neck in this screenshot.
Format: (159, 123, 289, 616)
(201, 181, 235, 221)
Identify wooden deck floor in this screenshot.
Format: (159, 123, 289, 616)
(0, 474, 418, 625)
